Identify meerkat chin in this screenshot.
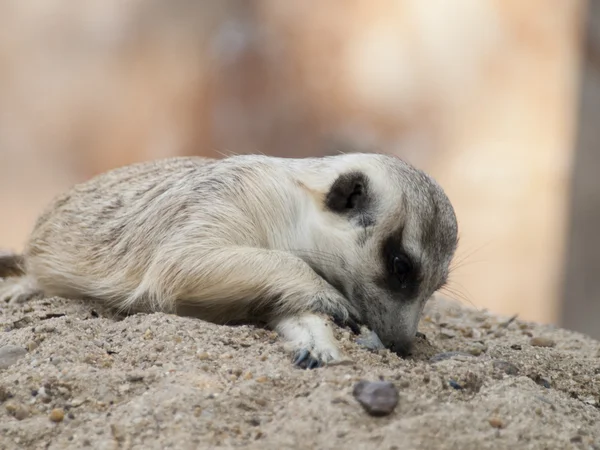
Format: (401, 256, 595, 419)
(0, 153, 458, 369)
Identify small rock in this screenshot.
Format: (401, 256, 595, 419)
(467, 342, 488, 356)
(14, 405, 29, 421)
(49, 408, 65, 422)
(492, 360, 520, 376)
(530, 374, 551, 389)
(448, 380, 463, 390)
(197, 352, 210, 360)
(6, 402, 29, 420)
(26, 341, 39, 352)
(126, 373, 144, 383)
(255, 376, 269, 383)
(439, 329, 457, 339)
(0, 385, 13, 402)
(510, 344, 522, 351)
(488, 417, 505, 429)
(530, 337, 555, 348)
(12, 316, 33, 329)
(70, 398, 85, 407)
(356, 330, 385, 351)
(5, 401, 17, 414)
(243, 372, 253, 380)
(247, 417, 261, 427)
(352, 380, 399, 416)
(0, 345, 27, 369)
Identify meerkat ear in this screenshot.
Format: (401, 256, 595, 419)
(325, 171, 369, 213)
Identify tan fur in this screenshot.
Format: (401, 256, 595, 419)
(0, 153, 458, 369)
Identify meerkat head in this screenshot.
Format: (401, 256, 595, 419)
(301, 153, 458, 357)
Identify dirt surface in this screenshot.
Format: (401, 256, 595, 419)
(1, 293, 599, 450)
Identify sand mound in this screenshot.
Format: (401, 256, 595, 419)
(1, 295, 599, 449)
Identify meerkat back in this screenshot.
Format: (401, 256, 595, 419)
(23, 156, 219, 307)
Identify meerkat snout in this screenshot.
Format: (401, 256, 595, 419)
(0, 152, 458, 369)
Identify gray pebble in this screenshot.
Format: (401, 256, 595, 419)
(492, 360, 520, 376)
(356, 330, 385, 351)
(352, 380, 399, 416)
(530, 337, 556, 348)
(0, 345, 27, 370)
(126, 373, 145, 383)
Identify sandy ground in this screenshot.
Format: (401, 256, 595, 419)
(0, 293, 599, 450)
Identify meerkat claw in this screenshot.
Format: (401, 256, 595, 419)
(293, 349, 323, 370)
(293, 349, 310, 366)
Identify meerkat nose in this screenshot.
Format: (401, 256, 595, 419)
(389, 338, 413, 358)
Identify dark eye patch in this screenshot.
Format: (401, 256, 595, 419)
(378, 231, 421, 298)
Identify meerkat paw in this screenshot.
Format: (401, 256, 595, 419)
(271, 313, 343, 370)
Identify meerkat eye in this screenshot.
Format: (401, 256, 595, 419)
(392, 254, 412, 279)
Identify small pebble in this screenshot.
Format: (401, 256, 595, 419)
(255, 376, 269, 383)
(0, 345, 27, 370)
(352, 380, 399, 416)
(0, 385, 13, 402)
(26, 341, 39, 352)
(356, 330, 385, 351)
(448, 380, 463, 390)
(14, 405, 29, 421)
(488, 417, 505, 429)
(126, 373, 144, 383)
(243, 372, 253, 380)
(510, 344, 522, 351)
(467, 343, 487, 356)
(197, 352, 210, 360)
(530, 337, 555, 348)
(439, 329, 457, 339)
(49, 408, 65, 422)
(531, 375, 551, 389)
(492, 360, 520, 376)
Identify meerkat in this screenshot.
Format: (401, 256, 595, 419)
(0, 153, 458, 369)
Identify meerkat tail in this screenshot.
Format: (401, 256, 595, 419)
(0, 251, 25, 278)
(0, 252, 44, 304)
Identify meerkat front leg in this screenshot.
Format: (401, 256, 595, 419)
(157, 246, 352, 369)
(271, 313, 342, 369)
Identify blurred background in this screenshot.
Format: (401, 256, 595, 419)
(0, 1, 598, 337)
